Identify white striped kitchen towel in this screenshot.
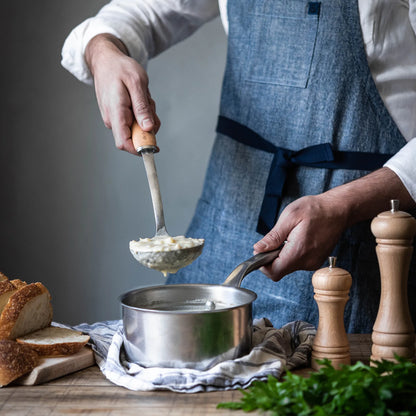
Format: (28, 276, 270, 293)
(60, 319, 315, 393)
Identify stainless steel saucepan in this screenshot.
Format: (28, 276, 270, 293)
(120, 247, 282, 370)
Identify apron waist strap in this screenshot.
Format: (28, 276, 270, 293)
(216, 115, 393, 235)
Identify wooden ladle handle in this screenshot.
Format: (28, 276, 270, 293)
(131, 121, 159, 153)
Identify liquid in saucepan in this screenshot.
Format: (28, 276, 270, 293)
(140, 299, 232, 312)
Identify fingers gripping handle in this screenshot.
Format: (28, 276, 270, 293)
(131, 121, 159, 154)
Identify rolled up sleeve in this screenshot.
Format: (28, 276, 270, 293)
(384, 138, 416, 202)
(61, 0, 220, 85)
(383, 2, 416, 202)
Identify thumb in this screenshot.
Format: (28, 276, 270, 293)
(254, 228, 286, 253)
(132, 93, 155, 132)
(124, 67, 156, 132)
(254, 211, 294, 253)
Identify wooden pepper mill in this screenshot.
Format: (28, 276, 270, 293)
(371, 199, 416, 363)
(311, 257, 352, 370)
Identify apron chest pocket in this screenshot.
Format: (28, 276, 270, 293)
(245, 1, 320, 88)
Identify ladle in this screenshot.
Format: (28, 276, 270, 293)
(129, 122, 204, 274)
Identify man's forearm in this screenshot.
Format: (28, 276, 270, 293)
(323, 167, 415, 227)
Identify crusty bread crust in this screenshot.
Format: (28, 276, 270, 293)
(17, 327, 90, 356)
(0, 283, 53, 340)
(0, 280, 16, 295)
(0, 340, 38, 386)
(0, 281, 18, 316)
(10, 279, 27, 290)
(0, 272, 8, 282)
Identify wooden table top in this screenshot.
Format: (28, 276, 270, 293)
(0, 334, 371, 416)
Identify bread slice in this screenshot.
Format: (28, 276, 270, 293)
(16, 326, 90, 356)
(0, 281, 18, 315)
(0, 282, 53, 340)
(0, 339, 39, 386)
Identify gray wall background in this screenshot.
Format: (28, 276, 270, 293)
(1, 1, 227, 324)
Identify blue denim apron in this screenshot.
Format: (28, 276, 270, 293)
(168, 0, 415, 333)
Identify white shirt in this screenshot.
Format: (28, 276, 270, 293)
(61, 0, 416, 202)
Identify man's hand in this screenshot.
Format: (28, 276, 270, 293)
(85, 34, 160, 154)
(253, 193, 348, 282)
(254, 167, 415, 282)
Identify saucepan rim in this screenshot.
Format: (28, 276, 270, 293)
(120, 283, 257, 315)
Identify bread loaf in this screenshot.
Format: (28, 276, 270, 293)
(0, 283, 53, 340)
(0, 272, 8, 282)
(0, 340, 39, 386)
(0, 278, 91, 386)
(16, 326, 90, 356)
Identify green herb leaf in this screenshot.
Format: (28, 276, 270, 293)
(217, 356, 416, 415)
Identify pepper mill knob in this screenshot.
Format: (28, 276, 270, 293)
(311, 257, 352, 370)
(371, 199, 416, 363)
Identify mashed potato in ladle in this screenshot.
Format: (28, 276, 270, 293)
(129, 235, 204, 276)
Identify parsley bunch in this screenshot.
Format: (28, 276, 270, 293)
(217, 357, 416, 415)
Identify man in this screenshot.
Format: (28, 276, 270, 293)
(62, 0, 416, 332)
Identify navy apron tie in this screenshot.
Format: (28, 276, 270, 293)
(216, 115, 393, 235)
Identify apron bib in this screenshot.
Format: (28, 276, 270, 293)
(168, 0, 415, 333)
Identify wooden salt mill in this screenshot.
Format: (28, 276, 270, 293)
(371, 199, 416, 363)
(311, 257, 352, 370)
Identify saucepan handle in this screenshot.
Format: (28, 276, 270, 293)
(222, 244, 284, 288)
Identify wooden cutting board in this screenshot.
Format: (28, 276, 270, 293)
(16, 346, 95, 386)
